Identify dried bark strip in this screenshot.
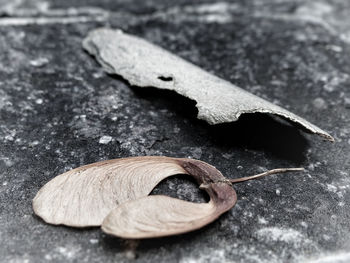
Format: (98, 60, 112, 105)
(83, 28, 333, 141)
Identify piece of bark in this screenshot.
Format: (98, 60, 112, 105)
(82, 28, 333, 142)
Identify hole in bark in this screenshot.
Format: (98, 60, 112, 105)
(158, 76, 173, 82)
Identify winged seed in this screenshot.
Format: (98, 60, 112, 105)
(33, 157, 302, 238)
(33, 157, 236, 237)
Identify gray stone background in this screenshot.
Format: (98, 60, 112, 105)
(0, 0, 349, 262)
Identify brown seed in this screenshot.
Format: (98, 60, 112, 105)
(101, 158, 237, 238)
(33, 156, 303, 238)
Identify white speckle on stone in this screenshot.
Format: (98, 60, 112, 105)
(180, 249, 226, 263)
(1, 158, 14, 167)
(276, 189, 281, 196)
(306, 252, 350, 263)
(344, 97, 350, 107)
(243, 211, 253, 217)
(326, 45, 343, 53)
(148, 110, 158, 117)
(270, 80, 286, 86)
(2, 181, 8, 186)
(111, 116, 118, 121)
(296, 2, 333, 17)
(36, 1, 49, 12)
(192, 2, 232, 13)
(308, 163, 315, 171)
(57, 247, 69, 256)
(30, 57, 49, 67)
(326, 184, 337, 193)
(35, 98, 43, 104)
(237, 165, 243, 170)
(323, 73, 349, 92)
(324, 83, 335, 92)
(256, 166, 267, 173)
(92, 71, 104, 79)
(30, 140, 40, 146)
(222, 153, 233, 160)
(56, 246, 79, 259)
(181, 147, 202, 159)
(323, 234, 331, 241)
(258, 198, 265, 204)
(199, 13, 232, 23)
(258, 216, 268, 224)
(125, 250, 136, 260)
(89, 239, 99, 244)
(256, 227, 310, 245)
(4, 129, 16, 142)
(4, 135, 14, 141)
(300, 221, 308, 228)
(78, 115, 87, 122)
(99, 135, 112, 144)
(191, 148, 202, 159)
(313, 98, 327, 109)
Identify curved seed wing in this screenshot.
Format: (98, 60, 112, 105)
(33, 157, 185, 227)
(102, 195, 227, 239)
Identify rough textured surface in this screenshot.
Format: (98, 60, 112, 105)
(83, 28, 333, 141)
(0, 0, 349, 262)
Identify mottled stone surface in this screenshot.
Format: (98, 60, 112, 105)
(0, 0, 349, 262)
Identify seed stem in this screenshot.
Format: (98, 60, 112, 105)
(230, 168, 304, 184)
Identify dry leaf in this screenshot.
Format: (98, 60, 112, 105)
(82, 28, 333, 142)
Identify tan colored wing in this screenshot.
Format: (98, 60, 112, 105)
(33, 157, 185, 227)
(102, 195, 222, 239)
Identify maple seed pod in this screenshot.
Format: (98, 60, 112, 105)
(33, 156, 303, 239)
(101, 159, 237, 239)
